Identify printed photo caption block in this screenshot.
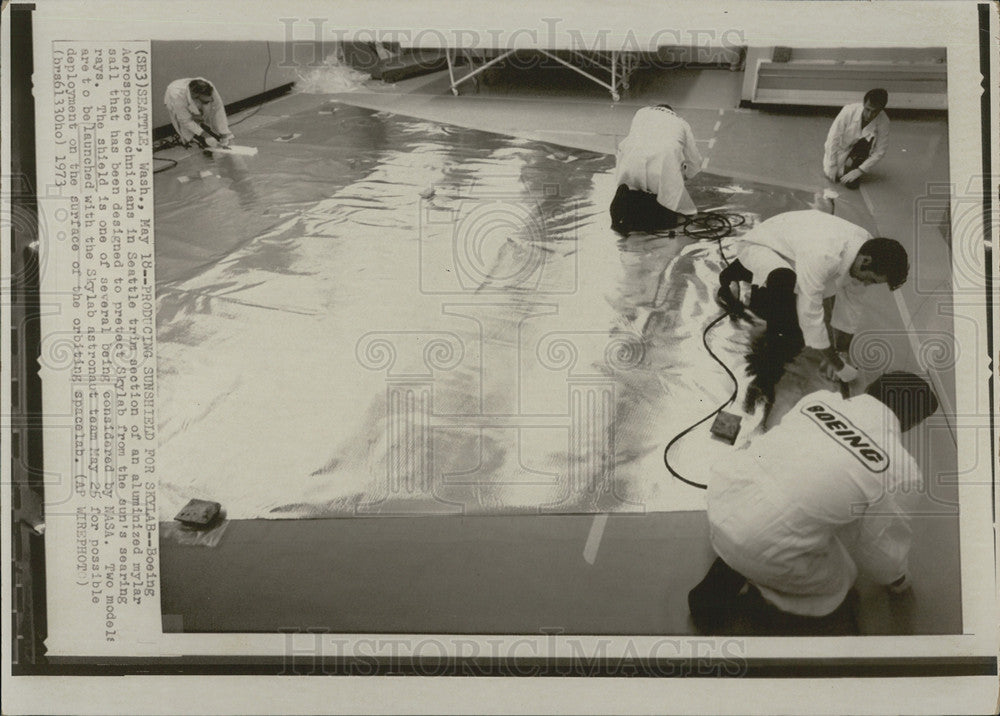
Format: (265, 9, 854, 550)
(38, 41, 161, 656)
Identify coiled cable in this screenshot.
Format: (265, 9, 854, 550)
(662, 210, 745, 489)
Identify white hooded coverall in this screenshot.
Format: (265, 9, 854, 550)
(615, 106, 703, 216)
(707, 390, 921, 616)
(735, 210, 873, 351)
(823, 102, 890, 181)
(163, 77, 232, 145)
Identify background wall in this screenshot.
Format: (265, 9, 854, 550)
(741, 46, 948, 109)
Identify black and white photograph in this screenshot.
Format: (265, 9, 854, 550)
(4, 1, 998, 714)
(149, 38, 963, 639)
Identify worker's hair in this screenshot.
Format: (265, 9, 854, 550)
(864, 371, 938, 432)
(188, 79, 214, 98)
(656, 103, 673, 111)
(864, 88, 889, 109)
(859, 237, 908, 290)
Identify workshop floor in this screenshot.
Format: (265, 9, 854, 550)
(158, 65, 960, 636)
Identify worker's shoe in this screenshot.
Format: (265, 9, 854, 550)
(690, 559, 861, 637)
(687, 557, 754, 635)
(611, 219, 632, 238)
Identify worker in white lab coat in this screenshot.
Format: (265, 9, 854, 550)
(716, 210, 909, 384)
(164, 78, 233, 149)
(610, 104, 703, 235)
(823, 89, 890, 190)
(688, 371, 938, 635)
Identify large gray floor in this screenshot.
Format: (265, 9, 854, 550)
(159, 65, 961, 636)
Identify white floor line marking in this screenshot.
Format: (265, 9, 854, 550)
(534, 129, 605, 135)
(889, 288, 957, 441)
(702, 166, 821, 193)
(718, 108, 725, 115)
(583, 514, 609, 565)
(713, 121, 721, 133)
(708, 138, 716, 149)
(702, 157, 710, 170)
(889, 289, 922, 363)
(861, 185, 957, 444)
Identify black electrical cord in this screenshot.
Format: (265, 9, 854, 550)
(682, 211, 745, 240)
(153, 156, 178, 174)
(229, 41, 272, 127)
(152, 134, 183, 174)
(682, 210, 745, 264)
(662, 310, 739, 489)
(661, 210, 745, 489)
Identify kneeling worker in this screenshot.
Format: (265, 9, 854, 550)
(164, 77, 234, 150)
(611, 104, 703, 235)
(717, 209, 909, 384)
(823, 89, 889, 190)
(689, 371, 939, 635)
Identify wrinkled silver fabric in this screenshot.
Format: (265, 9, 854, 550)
(155, 102, 826, 519)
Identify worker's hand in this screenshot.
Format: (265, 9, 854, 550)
(716, 286, 751, 323)
(821, 359, 857, 382)
(819, 347, 854, 380)
(835, 350, 858, 381)
(203, 134, 219, 148)
(219, 135, 233, 149)
(834, 362, 858, 382)
(839, 169, 863, 185)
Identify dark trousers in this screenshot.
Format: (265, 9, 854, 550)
(609, 184, 684, 236)
(841, 138, 872, 190)
(719, 260, 804, 411)
(688, 557, 860, 636)
(718, 260, 801, 339)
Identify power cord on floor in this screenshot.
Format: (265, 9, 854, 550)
(662, 310, 739, 489)
(662, 210, 745, 490)
(681, 210, 745, 264)
(229, 41, 272, 127)
(153, 156, 178, 174)
(153, 134, 183, 174)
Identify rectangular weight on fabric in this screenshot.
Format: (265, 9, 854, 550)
(710, 411, 742, 445)
(174, 499, 222, 528)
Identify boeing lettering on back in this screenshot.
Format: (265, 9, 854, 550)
(801, 402, 890, 473)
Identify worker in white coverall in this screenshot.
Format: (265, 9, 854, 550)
(823, 89, 890, 190)
(716, 210, 909, 384)
(610, 104, 703, 235)
(688, 371, 938, 635)
(164, 77, 233, 149)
